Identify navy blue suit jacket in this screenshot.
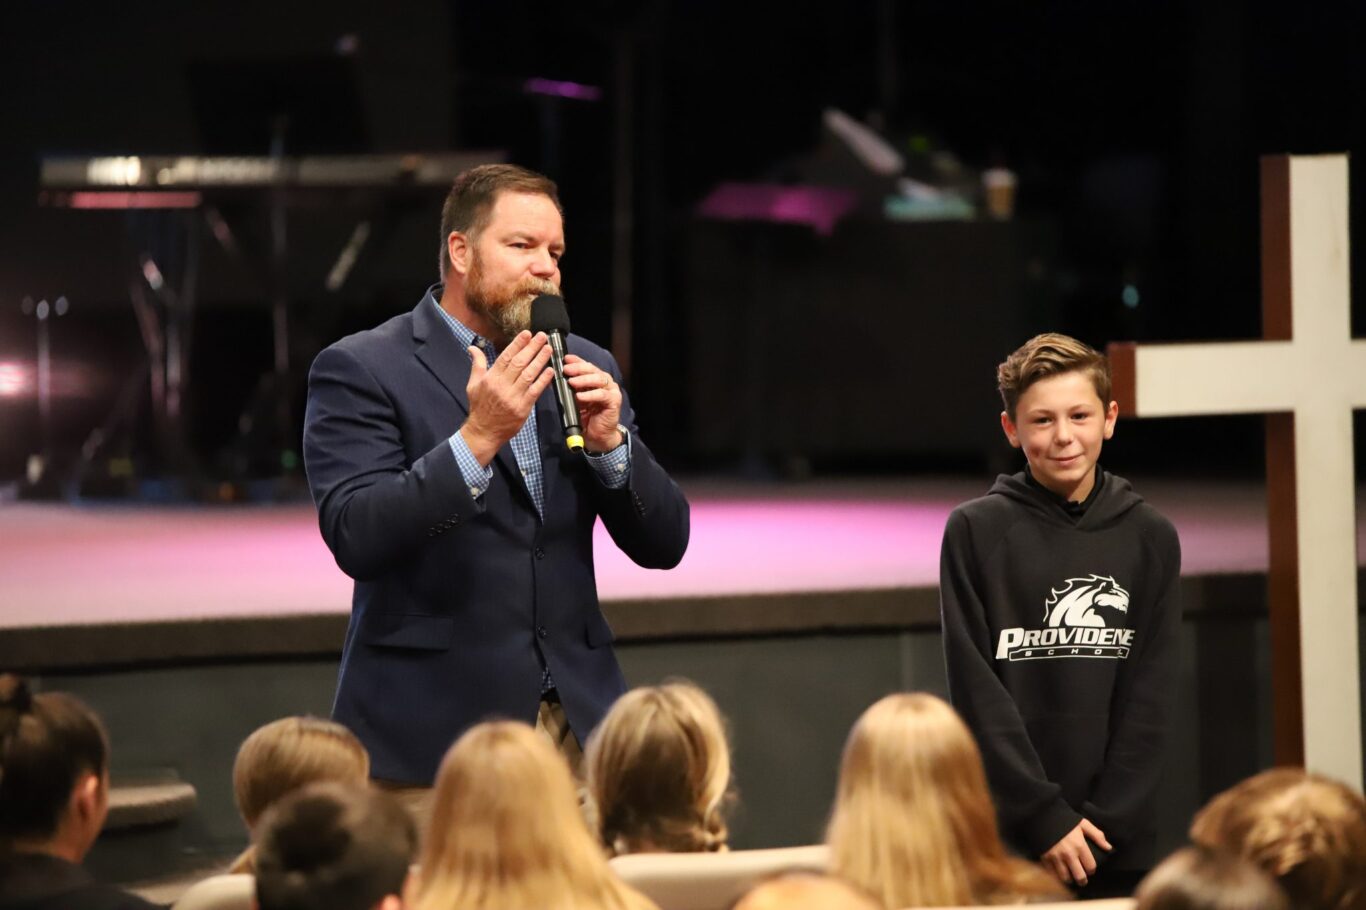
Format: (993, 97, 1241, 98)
(302, 288, 690, 784)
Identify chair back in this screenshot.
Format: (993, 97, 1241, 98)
(610, 844, 829, 910)
(172, 873, 254, 910)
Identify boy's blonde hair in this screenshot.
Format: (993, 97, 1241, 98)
(230, 716, 370, 873)
(1190, 768, 1366, 910)
(997, 333, 1112, 419)
(414, 721, 658, 910)
(826, 693, 1062, 908)
(585, 682, 733, 856)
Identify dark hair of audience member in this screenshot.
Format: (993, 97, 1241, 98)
(1134, 846, 1288, 910)
(230, 715, 371, 873)
(0, 673, 109, 845)
(254, 781, 416, 910)
(585, 681, 733, 855)
(413, 720, 658, 910)
(826, 693, 1064, 908)
(1189, 767, 1366, 910)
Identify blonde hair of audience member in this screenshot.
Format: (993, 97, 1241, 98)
(1189, 768, 1366, 910)
(733, 872, 882, 910)
(585, 681, 732, 855)
(230, 716, 370, 873)
(414, 721, 659, 910)
(1133, 846, 1288, 910)
(826, 693, 1062, 908)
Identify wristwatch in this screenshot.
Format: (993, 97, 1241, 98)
(588, 425, 629, 455)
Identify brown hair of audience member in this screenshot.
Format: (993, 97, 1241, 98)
(1134, 846, 1288, 910)
(230, 716, 370, 873)
(997, 332, 1112, 420)
(826, 693, 1063, 908)
(0, 674, 110, 857)
(1190, 768, 1366, 910)
(438, 164, 563, 279)
(255, 781, 417, 910)
(733, 872, 882, 910)
(413, 721, 658, 910)
(585, 681, 733, 856)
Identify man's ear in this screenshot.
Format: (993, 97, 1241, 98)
(448, 231, 471, 278)
(72, 772, 103, 823)
(1000, 410, 1022, 449)
(1102, 399, 1119, 439)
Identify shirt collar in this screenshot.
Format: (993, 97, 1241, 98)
(1024, 463, 1104, 517)
(428, 290, 496, 357)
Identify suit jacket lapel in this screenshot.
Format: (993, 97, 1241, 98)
(412, 292, 529, 504)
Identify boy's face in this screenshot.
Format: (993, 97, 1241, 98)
(1001, 370, 1118, 502)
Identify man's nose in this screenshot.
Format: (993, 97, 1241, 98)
(1054, 422, 1074, 445)
(530, 250, 557, 277)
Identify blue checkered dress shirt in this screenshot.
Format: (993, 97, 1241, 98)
(434, 298, 631, 693)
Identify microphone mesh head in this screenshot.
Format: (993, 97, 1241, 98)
(530, 295, 571, 335)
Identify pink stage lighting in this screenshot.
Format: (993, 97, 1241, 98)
(0, 363, 31, 397)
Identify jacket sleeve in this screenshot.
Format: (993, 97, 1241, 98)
(939, 508, 1082, 856)
(303, 343, 479, 581)
(1081, 519, 1181, 841)
(586, 353, 690, 570)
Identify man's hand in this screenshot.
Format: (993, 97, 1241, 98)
(459, 330, 554, 466)
(1041, 819, 1111, 887)
(563, 354, 624, 453)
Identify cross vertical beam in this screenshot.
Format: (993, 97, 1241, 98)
(1109, 154, 1363, 788)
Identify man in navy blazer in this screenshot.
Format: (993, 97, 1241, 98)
(302, 165, 690, 787)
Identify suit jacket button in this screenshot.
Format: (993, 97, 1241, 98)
(534, 547, 546, 560)
(537, 626, 548, 639)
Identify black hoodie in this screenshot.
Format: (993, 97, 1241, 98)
(938, 468, 1181, 870)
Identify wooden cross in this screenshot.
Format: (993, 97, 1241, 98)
(1109, 154, 1363, 789)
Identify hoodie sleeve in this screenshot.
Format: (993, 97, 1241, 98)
(1081, 516, 1181, 842)
(939, 508, 1083, 857)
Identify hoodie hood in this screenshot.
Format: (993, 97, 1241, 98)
(987, 467, 1144, 530)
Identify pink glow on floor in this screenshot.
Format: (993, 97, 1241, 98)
(0, 479, 1359, 630)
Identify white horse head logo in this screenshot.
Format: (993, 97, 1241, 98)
(1044, 575, 1130, 628)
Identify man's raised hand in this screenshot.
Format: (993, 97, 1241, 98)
(459, 330, 554, 466)
(563, 353, 624, 453)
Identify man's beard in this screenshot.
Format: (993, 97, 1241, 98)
(466, 255, 561, 346)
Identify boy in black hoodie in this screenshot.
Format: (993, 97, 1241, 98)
(939, 333, 1181, 896)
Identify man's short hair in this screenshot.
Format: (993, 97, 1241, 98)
(437, 164, 562, 279)
(997, 332, 1112, 419)
(254, 781, 416, 910)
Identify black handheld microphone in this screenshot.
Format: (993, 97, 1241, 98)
(530, 294, 584, 452)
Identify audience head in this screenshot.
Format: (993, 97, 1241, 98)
(1134, 846, 1288, 910)
(1190, 767, 1366, 910)
(0, 674, 110, 861)
(234, 716, 371, 832)
(232, 716, 370, 873)
(586, 681, 733, 855)
(254, 781, 416, 910)
(826, 692, 1061, 908)
(733, 873, 881, 910)
(415, 720, 656, 910)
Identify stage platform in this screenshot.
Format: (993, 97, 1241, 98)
(4, 476, 1363, 670)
